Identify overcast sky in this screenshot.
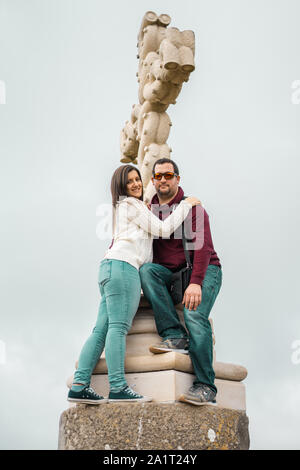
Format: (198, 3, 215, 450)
(1, 0, 300, 450)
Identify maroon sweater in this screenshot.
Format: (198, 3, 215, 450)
(151, 186, 221, 286)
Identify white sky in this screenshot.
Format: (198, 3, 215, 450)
(0, 0, 300, 449)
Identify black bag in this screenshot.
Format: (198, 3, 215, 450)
(169, 223, 193, 305)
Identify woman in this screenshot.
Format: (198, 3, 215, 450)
(68, 164, 201, 404)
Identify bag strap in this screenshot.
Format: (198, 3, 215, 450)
(182, 196, 192, 268)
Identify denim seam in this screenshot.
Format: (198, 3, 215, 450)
(120, 263, 129, 387)
(90, 326, 107, 378)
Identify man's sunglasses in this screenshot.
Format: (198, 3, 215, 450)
(153, 172, 178, 181)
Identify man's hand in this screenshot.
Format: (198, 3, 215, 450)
(182, 283, 202, 311)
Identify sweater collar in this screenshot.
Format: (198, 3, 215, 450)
(151, 186, 184, 207)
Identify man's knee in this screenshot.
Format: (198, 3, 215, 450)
(139, 263, 157, 282)
(184, 309, 211, 331)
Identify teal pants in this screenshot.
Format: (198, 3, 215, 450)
(73, 259, 141, 391)
(140, 263, 222, 393)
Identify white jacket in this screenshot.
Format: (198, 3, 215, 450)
(103, 196, 192, 270)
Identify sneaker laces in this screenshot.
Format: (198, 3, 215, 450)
(165, 338, 188, 348)
(85, 386, 99, 397)
(189, 384, 199, 393)
(190, 383, 214, 398)
(190, 383, 207, 393)
(124, 386, 140, 397)
(201, 384, 214, 395)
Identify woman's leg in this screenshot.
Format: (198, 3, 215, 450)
(103, 260, 141, 392)
(72, 292, 108, 388)
(71, 259, 113, 388)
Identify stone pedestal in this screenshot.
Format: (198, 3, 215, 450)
(67, 371, 246, 410)
(58, 402, 250, 450)
(60, 295, 249, 449)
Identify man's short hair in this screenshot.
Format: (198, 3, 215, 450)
(152, 158, 179, 176)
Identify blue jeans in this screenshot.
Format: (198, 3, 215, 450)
(140, 263, 222, 393)
(73, 259, 141, 391)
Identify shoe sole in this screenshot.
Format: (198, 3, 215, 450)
(178, 395, 217, 406)
(67, 398, 108, 405)
(108, 397, 152, 403)
(149, 346, 189, 355)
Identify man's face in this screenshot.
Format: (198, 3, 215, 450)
(152, 162, 180, 200)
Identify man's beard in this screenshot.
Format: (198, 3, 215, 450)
(157, 185, 176, 199)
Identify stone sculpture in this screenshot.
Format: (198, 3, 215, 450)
(120, 11, 195, 201)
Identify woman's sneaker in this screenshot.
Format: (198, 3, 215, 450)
(108, 386, 152, 403)
(67, 385, 108, 405)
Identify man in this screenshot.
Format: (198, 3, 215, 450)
(139, 158, 222, 406)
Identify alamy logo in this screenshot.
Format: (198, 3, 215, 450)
(0, 340, 6, 364)
(0, 80, 6, 104)
(291, 339, 300, 365)
(96, 200, 205, 250)
(291, 80, 300, 104)
(96, 203, 112, 240)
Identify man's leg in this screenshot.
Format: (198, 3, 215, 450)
(140, 263, 188, 343)
(180, 265, 222, 405)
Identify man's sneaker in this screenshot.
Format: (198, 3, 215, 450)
(108, 386, 152, 403)
(67, 385, 108, 405)
(149, 338, 189, 355)
(179, 383, 217, 406)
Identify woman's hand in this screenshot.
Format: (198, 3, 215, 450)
(184, 196, 202, 207)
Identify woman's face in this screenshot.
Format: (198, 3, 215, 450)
(126, 170, 143, 199)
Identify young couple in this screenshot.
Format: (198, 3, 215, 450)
(68, 158, 222, 406)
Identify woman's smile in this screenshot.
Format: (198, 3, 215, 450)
(126, 169, 143, 198)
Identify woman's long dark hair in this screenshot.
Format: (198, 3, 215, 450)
(110, 165, 144, 238)
(110, 164, 144, 207)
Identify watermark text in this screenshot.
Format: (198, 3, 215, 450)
(291, 339, 300, 365)
(96, 200, 204, 250)
(0, 340, 6, 364)
(0, 80, 6, 104)
(291, 80, 300, 104)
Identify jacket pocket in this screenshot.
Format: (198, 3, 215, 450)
(98, 260, 112, 286)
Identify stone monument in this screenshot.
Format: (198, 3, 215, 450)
(120, 11, 195, 202)
(58, 11, 250, 450)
